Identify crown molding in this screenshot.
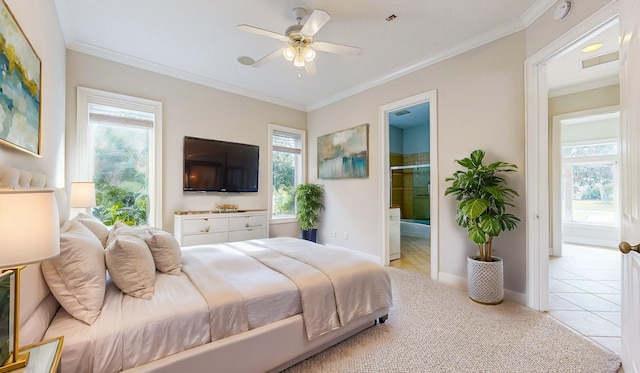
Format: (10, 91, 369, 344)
(521, 0, 557, 27)
(67, 42, 308, 112)
(307, 17, 528, 111)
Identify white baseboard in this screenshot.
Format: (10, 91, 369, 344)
(438, 271, 526, 306)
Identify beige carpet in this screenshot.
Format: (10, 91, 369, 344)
(285, 268, 621, 373)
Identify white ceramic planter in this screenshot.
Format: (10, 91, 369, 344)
(467, 256, 504, 305)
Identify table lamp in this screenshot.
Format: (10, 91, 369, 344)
(0, 189, 60, 372)
(70, 182, 96, 214)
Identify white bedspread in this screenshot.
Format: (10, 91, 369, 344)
(45, 272, 210, 372)
(248, 237, 393, 328)
(43, 237, 392, 373)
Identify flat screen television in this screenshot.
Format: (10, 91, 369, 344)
(183, 136, 259, 192)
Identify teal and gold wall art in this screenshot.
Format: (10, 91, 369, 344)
(0, 0, 41, 156)
(318, 123, 369, 179)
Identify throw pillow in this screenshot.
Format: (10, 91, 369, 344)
(105, 234, 156, 299)
(144, 229, 182, 275)
(41, 221, 106, 325)
(106, 221, 140, 247)
(73, 213, 109, 248)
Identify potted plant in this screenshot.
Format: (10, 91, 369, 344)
(444, 149, 520, 304)
(295, 183, 324, 242)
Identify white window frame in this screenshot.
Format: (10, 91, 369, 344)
(561, 141, 619, 227)
(268, 124, 305, 224)
(76, 87, 163, 228)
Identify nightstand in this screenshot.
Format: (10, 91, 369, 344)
(13, 336, 63, 373)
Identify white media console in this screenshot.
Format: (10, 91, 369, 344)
(174, 210, 268, 246)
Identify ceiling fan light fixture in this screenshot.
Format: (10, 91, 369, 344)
(283, 46, 296, 61)
(303, 47, 316, 62)
(293, 47, 305, 67)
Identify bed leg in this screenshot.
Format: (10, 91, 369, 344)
(377, 314, 388, 324)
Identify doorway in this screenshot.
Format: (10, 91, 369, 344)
(387, 102, 431, 275)
(378, 90, 439, 280)
(524, 2, 619, 311)
(524, 0, 623, 355)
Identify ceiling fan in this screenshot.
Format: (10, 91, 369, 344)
(237, 7, 362, 78)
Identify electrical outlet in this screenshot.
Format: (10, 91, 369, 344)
(343, 232, 349, 240)
(332, 230, 337, 238)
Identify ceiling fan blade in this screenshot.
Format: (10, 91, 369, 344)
(251, 47, 286, 68)
(305, 60, 319, 78)
(300, 9, 331, 37)
(237, 24, 287, 41)
(313, 41, 362, 55)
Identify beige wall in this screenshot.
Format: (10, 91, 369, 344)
(549, 84, 620, 119)
(308, 31, 528, 292)
(0, 0, 66, 185)
(65, 51, 306, 233)
(306, 1, 616, 295)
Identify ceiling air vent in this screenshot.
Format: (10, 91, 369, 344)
(581, 51, 619, 69)
(393, 109, 410, 116)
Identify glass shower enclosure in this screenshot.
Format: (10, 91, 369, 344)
(390, 164, 430, 223)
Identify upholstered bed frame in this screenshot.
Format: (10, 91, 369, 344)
(1, 165, 390, 372)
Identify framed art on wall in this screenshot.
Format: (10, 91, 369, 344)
(0, 0, 42, 156)
(318, 123, 369, 179)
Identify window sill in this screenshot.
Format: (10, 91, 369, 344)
(270, 217, 297, 225)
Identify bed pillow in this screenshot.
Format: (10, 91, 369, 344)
(41, 221, 106, 325)
(106, 234, 156, 299)
(144, 229, 182, 275)
(106, 221, 140, 247)
(73, 213, 110, 247)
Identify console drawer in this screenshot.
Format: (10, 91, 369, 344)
(229, 215, 267, 231)
(181, 217, 228, 235)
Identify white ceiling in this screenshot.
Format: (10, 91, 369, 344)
(54, 0, 561, 111)
(546, 20, 619, 96)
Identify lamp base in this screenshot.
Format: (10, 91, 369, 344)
(0, 352, 30, 373)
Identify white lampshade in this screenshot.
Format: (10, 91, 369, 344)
(70, 182, 96, 208)
(283, 46, 296, 61)
(0, 189, 61, 268)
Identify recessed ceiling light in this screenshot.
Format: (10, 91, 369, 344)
(581, 43, 603, 53)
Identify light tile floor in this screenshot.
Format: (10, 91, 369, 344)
(548, 244, 622, 356)
(389, 236, 430, 275)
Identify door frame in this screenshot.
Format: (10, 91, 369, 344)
(378, 90, 439, 280)
(524, 2, 619, 310)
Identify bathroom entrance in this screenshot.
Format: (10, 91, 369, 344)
(388, 101, 431, 274)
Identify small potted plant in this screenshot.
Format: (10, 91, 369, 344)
(444, 149, 520, 304)
(295, 183, 324, 242)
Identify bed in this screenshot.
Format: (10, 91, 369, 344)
(0, 166, 392, 373)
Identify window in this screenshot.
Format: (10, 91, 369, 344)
(269, 124, 305, 221)
(561, 141, 618, 226)
(77, 87, 162, 227)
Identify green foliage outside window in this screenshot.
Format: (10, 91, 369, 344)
(571, 165, 614, 203)
(91, 124, 149, 226)
(272, 151, 296, 216)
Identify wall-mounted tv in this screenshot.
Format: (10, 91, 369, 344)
(183, 136, 259, 192)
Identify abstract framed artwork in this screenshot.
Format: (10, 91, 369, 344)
(0, 0, 42, 156)
(318, 123, 369, 179)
